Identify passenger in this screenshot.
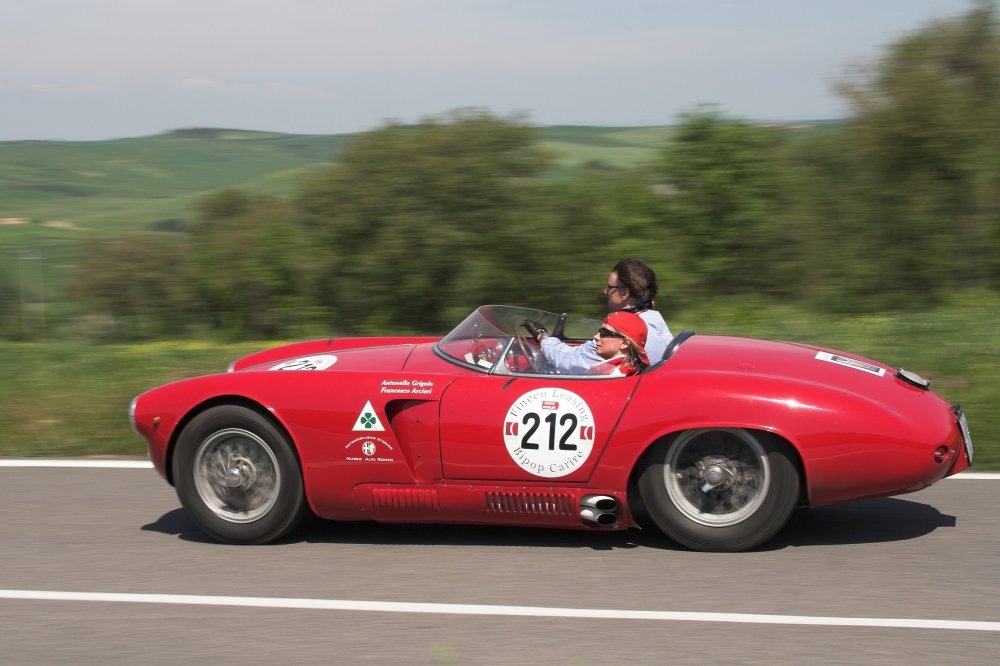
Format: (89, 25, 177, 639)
(590, 311, 650, 376)
(526, 258, 672, 373)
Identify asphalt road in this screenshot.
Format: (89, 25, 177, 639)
(0, 465, 997, 665)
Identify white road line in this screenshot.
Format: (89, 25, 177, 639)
(0, 459, 996, 478)
(954, 472, 1000, 479)
(0, 589, 997, 631)
(0, 459, 153, 468)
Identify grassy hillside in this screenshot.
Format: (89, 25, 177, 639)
(0, 128, 350, 231)
(0, 125, 677, 313)
(0, 125, 672, 232)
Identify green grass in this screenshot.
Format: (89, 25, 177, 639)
(1, 299, 996, 468)
(672, 294, 998, 470)
(537, 125, 674, 173)
(0, 340, 272, 458)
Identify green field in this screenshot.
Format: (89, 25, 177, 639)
(1, 125, 672, 233)
(1, 297, 995, 468)
(1, 128, 350, 231)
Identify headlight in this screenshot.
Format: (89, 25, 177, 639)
(129, 396, 140, 435)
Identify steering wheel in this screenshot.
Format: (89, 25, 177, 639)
(513, 323, 543, 373)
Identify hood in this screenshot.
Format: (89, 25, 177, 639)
(230, 336, 438, 373)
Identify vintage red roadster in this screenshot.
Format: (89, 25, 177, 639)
(130, 305, 973, 552)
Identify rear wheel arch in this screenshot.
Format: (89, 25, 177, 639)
(627, 427, 807, 551)
(629, 428, 808, 502)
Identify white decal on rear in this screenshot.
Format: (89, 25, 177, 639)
(815, 351, 886, 376)
(503, 388, 595, 478)
(269, 355, 338, 371)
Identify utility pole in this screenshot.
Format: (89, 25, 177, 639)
(15, 250, 43, 339)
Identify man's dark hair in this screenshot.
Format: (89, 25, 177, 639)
(613, 258, 658, 305)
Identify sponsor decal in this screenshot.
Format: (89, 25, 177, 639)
(815, 351, 886, 377)
(345, 435, 395, 462)
(379, 378, 435, 395)
(352, 400, 386, 431)
(269, 354, 338, 371)
(503, 387, 595, 478)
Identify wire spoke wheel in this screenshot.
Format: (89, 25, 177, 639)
(638, 428, 799, 552)
(664, 428, 769, 527)
(194, 428, 281, 523)
(174, 406, 306, 544)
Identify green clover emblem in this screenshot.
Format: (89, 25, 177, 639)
(360, 412, 377, 429)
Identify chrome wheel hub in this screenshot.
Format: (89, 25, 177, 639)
(193, 428, 281, 524)
(224, 466, 244, 488)
(664, 429, 770, 527)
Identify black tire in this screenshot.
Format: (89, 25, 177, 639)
(172, 405, 306, 544)
(637, 428, 799, 552)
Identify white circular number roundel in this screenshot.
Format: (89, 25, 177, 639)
(269, 355, 338, 371)
(503, 388, 596, 478)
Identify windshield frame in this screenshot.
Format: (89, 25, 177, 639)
(433, 305, 606, 377)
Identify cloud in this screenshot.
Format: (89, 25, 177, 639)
(173, 77, 231, 92)
(25, 83, 113, 95)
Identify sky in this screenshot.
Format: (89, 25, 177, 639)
(0, 0, 978, 141)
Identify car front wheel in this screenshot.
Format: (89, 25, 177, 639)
(638, 428, 799, 552)
(173, 405, 306, 544)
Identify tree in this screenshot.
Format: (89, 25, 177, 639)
(189, 193, 317, 338)
(297, 109, 549, 333)
(836, 0, 1000, 303)
(70, 234, 197, 340)
(658, 108, 791, 299)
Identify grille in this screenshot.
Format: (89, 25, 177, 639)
(371, 487, 440, 512)
(484, 491, 576, 516)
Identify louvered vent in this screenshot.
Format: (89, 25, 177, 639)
(371, 487, 440, 512)
(484, 491, 576, 516)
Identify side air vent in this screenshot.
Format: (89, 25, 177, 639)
(484, 491, 577, 516)
(371, 487, 440, 512)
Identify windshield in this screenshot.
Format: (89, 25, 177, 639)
(435, 305, 602, 374)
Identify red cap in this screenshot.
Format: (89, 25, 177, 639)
(603, 311, 649, 365)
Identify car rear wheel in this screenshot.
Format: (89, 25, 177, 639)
(173, 405, 306, 544)
(638, 428, 799, 552)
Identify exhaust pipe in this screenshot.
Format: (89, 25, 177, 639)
(581, 495, 617, 511)
(581, 508, 618, 527)
(580, 494, 618, 527)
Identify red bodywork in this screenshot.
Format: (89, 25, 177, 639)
(132, 311, 971, 532)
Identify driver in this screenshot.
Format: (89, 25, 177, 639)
(528, 258, 672, 373)
(590, 311, 650, 376)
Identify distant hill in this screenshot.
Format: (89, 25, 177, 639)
(0, 122, 832, 234)
(0, 128, 353, 232)
(0, 125, 683, 233)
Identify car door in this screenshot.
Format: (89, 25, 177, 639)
(438, 373, 640, 483)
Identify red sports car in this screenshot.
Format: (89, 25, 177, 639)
(130, 305, 973, 552)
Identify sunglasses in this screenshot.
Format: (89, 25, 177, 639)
(597, 327, 624, 339)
